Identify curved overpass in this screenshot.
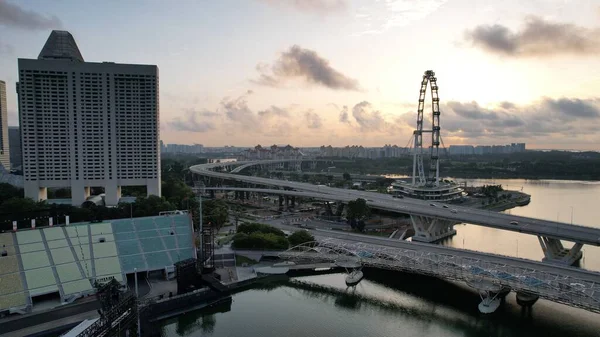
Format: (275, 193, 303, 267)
(191, 160, 600, 246)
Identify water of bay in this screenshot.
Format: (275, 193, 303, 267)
(159, 178, 600, 337)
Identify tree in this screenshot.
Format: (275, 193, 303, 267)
(342, 172, 352, 181)
(346, 198, 370, 223)
(0, 183, 24, 206)
(0, 197, 41, 214)
(134, 195, 176, 217)
(288, 230, 314, 247)
(203, 199, 229, 231)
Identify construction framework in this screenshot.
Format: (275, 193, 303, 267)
(412, 70, 441, 187)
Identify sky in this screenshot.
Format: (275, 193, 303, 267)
(1, 0, 599, 150)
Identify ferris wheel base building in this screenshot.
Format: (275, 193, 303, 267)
(17, 31, 160, 206)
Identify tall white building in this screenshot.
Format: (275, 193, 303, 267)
(18, 31, 161, 206)
(0, 80, 9, 170)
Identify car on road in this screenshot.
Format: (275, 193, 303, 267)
(510, 221, 519, 225)
(442, 205, 449, 208)
(430, 203, 436, 207)
(451, 209, 457, 214)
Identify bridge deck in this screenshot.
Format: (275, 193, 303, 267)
(191, 161, 600, 246)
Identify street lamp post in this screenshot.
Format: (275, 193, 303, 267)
(134, 267, 140, 337)
(198, 193, 203, 264)
(571, 206, 574, 225)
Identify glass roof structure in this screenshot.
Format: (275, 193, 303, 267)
(0, 214, 194, 314)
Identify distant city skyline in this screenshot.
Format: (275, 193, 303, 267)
(0, 0, 599, 150)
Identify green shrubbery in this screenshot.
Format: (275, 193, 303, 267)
(232, 223, 316, 250)
(232, 232, 289, 250)
(237, 223, 285, 236)
(288, 230, 314, 247)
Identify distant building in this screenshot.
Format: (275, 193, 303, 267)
(163, 143, 204, 154)
(18, 30, 160, 206)
(448, 145, 474, 156)
(317, 145, 409, 158)
(8, 126, 21, 170)
(450, 143, 526, 156)
(0, 80, 9, 170)
(239, 144, 303, 160)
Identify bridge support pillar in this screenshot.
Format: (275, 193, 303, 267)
(537, 236, 583, 265)
(410, 215, 456, 243)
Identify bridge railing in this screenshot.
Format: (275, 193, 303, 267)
(280, 240, 600, 313)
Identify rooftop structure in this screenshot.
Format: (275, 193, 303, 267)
(0, 214, 194, 315)
(18, 30, 160, 206)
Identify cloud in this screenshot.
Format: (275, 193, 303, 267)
(339, 105, 350, 123)
(543, 98, 600, 118)
(305, 110, 323, 129)
(0, 0, 62, 30)
(253, 45, 360, 91)
(258, 105, 291, 119)
(168, 110, 217, 133)
(0, 40, 14, 56)
(353, 0, 448, 36)
(465, 16, 600, 57)
(256, 0, 347, 15)
(220, 95, 261, 129)
(404, 98, 600, 141)
(352, 101, 387, 131)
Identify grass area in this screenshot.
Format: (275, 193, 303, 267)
(235, 254, 259, 266)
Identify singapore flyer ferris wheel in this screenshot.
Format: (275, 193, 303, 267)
(412, 70, 441, 187)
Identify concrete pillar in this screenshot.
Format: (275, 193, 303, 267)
(105, 183, 121, 207)
(71, 181, 87, 206)
(537, 236, 583, 265)
(146, 178, 161, 197)
(410, 215, 457, 242)
(24, 181, 47, 202)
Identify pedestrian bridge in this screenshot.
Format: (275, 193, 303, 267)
(278, 239, 600, 314)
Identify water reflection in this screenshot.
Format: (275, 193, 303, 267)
(158, 297, 232, 336)
(159, 270, 600, 337)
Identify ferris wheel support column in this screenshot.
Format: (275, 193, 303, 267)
(412, 132, 418, 186)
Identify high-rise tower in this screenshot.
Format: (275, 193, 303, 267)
(18, 30, 161, 206)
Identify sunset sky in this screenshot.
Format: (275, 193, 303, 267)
(1, 0, 599, 150)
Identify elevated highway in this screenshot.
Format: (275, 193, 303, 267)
(190, 160, 600, 265)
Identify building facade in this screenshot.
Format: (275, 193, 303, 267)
(8, 126, 21, 170)
(18, 31, 160, 206)
(0, 80, 9, 170)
